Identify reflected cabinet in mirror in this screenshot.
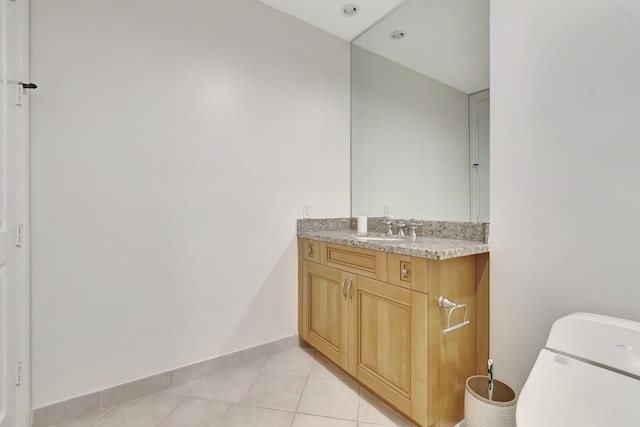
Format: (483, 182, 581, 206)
(351, 0, 490, 222)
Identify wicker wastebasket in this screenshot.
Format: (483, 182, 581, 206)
(464, 375, 516, 427)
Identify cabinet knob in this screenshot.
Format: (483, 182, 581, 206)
(307, 243, 314, 257)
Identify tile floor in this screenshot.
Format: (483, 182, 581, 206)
(49, 346, 416, 427)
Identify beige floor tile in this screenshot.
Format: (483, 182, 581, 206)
(50, 407, 113, 427)
(93, 392, 182, 427)
(309, 355, 349, 381)
(297, 377, 360, 420)
(241, 372, 308, 411)
(261, 347, 316, 376)
(34, 392, 102, 427)
(292, 413, 358, 427)
(223, 405, 294, 427)
(157, 397, 234, 427)
(186, 362, 262, 403)
(299, 340, 315, 351)
(47, 346, 419, 427)
(358, 390, 414, 427)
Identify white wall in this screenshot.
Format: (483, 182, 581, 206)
(351, 46, 470, 220)
(30, 0, 350, 407)
(491, 0, 640, 392)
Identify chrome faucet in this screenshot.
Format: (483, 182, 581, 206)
(383, 220, 411, 238)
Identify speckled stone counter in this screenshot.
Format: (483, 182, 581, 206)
(297, 218, 489, 261)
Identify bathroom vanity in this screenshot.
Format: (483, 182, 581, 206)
(297, 218, 489, 427)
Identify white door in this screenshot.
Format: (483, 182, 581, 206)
(470, 90, 490, 223)
(1, 0, 30, 425)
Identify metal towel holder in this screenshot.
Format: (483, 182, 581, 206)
(438, 296, 470, 335)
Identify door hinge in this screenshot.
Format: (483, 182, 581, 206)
(16, 224, 24, 247)
(16, 361, 23, 385)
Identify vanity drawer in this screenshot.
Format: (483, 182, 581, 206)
(302, 239, 321, 263)
(388, 254, 429, 293)
(322, 243, 388, 281)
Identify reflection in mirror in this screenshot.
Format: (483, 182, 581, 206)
(351, 0, 489, 222)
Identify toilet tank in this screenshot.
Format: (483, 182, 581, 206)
(545, 312, 640, 377)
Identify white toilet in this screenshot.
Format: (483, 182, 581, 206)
(517, 312, 640, 426)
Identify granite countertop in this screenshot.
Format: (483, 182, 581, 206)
(298, 229, 489, 261)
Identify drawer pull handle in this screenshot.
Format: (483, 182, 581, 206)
(307, 243, 314, 257)
(347, 279, 353, 301)
(400, 262, 411, 280)
(341, 278, 347, 298)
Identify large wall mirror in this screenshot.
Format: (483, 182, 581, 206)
(351, 0, 490, 222)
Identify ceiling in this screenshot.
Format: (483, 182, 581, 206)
(354, 0, 489, 94)
(257, 0, 405, 42)
(258, 0, 489, 94)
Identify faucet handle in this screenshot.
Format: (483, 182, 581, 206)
(408, 223, 423, 240)
(395, 222, 407, 238)
(383, 220, 394, 236)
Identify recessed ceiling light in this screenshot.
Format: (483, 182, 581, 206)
(390, 30, 407, 40)
(342, 4, 359, 17)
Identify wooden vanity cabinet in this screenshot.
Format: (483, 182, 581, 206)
(299, 238, 489, 427)
(300, 261, 350, 370)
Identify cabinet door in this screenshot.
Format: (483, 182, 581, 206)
(302, 261, 349, 370)
(350, 276, 416, 416)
